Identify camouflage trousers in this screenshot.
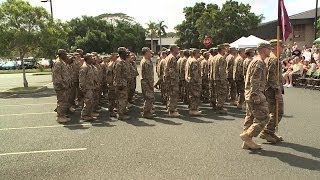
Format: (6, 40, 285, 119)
(227, 78, 236, 102)
(93, 87, 101, 111)
(160, 80, 168, 105)
(128, 78, 136, 103)
(55, 89, 70, 117)
(108, 86, 117, 113)
(141, 80, 155, 114)
(243, 98, 270, 137)
(215, 80, 228, 108)
(179, 80, 188, 103)
(210, 80, 216, 108)
(189, 83, 201, 110)
(235, 80, 245, 105)
(69, 82, 78, 107)
(115, 86, 128, 116)
(264, 89, 284, 134)
(81, 89, 94, 117)
(167, 83, 179, 112)
(201, 78, 210, 101)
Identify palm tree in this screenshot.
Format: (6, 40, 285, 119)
(146, 21, 158, 52)
(158, 21, 168, 51)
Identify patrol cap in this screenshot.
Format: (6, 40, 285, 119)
(229, 47, 237, 51)
(110, 52, 118, 56)
(118, 47, 127, 53)
(217, 44, 227, 50)
(223, 43, 230, 47)
(269, 39, 283, 47)
(76, 49, 83, 53)
(192, 48, 200, 53)
(91, 52, 98, 56)
(183, 49, 190, 56)
(169, 44, 179, 51)
(257, 42, 271, 49)
(245, 48, 254, 53)
(84, 53, 92, 61)
(161, 47, 167, 52)
(238, 48, 245, 52)
(57, 49, 67, 55)
(200, 49, 207, 54)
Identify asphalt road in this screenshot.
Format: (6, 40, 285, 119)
(0, 69, 320, 179)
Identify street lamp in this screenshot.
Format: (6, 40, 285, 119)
(41, 0, 53, 20)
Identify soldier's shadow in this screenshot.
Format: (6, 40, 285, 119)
(249, 149, 320, 171)
(274, 142, 320, 159)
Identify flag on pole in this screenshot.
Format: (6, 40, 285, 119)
(278, 0, 292, 41)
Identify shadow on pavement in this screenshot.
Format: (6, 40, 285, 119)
(0, 88, 56, 99)
(276, 142, 320, 159)
(250, 149, 320, 171)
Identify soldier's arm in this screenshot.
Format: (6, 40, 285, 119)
(250, 63, 263, 98)
(217, 58, 225, 79)
(268, 60, 281, 93)
(79, 67, 88, 90)
(52, 63, 65, 89)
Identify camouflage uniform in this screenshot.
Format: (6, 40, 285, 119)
(186, 57, 202, 111)
(128, 61, 139, 103)
(141, 57, 155, 114)
(93, 63, 103, 111)
(113, 57, 129, 117)
(212, 53, 228, 109)
(226, 53, 236, 103)
(201, 58, 209, 102)
(158, 58, 167, 104)
(178, 56, 188, 103)
(106, 60, 117, 116)
(69, 58, 83, 107)
(263, 52, 284, 134)
(243, 57, 253, 79)
(233, 55, 245, 106)
(243, 56, 269, 137)
(208, 54, 217, 108)
(164, 54, 179, 113)
(79, 62, 95, 118)
(52, 58, 72, 118)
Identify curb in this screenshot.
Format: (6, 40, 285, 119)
(0, 86, 48, 98)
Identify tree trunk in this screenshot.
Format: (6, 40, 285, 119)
(151, 35, 154, 52)
(20, 52, 28, 88)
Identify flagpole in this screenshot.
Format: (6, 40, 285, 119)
(276, 0, 281, 132)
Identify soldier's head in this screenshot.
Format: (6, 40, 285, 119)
(129, 52, 136, 62)
(269, 39, 284, 54)
(142, 47, 152, 59)
(192, 49, 201, 59)
(209, 48, 218, 56)
(76, 49, 84, 57)
(110, 53, 118, 62)
(204, 51, 210, 60)
(200, 49, 207, 55)
(217, 44, 227, 55)
(179, 50, 185, 58)
(169, 44, 180, 57)
(57, 49, 68, 61)
(223, 43, 230, 53)
(257, 42, 272, 59)
(238, 48, 246, 58)
(229, 47, 237, 56)
(245, 48, 255, 58)
(118, 47, 128, 60)
(161, 50, 167, 59)
(84, 53, 94, 64)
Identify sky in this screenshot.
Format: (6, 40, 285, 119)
(1, 0, 317, 31)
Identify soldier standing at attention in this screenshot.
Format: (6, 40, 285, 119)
(212, 44, 228, 114)
(79, 54, 98, 121)
(233, 48, 246, 109)
(157, 51, 168, 104)
(185, 49, 202, 116)
(243, 48, 255, 79)
(179, 50, 189, 104)
(155, 49, 167, 90)
(128, 52, 139, 105)
(69, 52, 83, 111)
(208, 48, 218, 109)
(226, 47, 237, 106)
(177, 50, 185, 101)
(114, 47, 130, 120)
(106, 53, 118, 118)
(259, 39, 285, 143)
(201, 51, 210, 103)
(240, 42, 271, 150)
(140, 47, 155, 119)
(164, 45, 180, 117)
(52, 49, 72, 123)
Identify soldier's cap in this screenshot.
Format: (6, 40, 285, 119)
(110, 52, 118, 56)
(161, 47, 167, 52)
(269, 39, 283, 47)
(200, 49, 207, 53)
(229, 47, 237, 51)
(222, 43, 230, 47)
(76, 49, 83, 53)
(238, 48, 245, 52)
(74, 52, 80, 56)
(257, 42, 271, 49)
(117, 47, 127, 53)
(217, 44, 227, 49)
(169, 44, 179, 50)
(91, 52, 98, 55)
(245, 48, 254, 53)
(84, 53, 92, 59)
(57, 49, 67, 55)
(191, 48, 200, 53)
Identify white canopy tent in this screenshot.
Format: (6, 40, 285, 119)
(230, 35, 268, 48)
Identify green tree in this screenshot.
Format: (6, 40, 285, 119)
(158, 21, 168, 50)
(0, 0, 51, 87)
(175, 0, 263, 48)
(146, 21, 158, 52)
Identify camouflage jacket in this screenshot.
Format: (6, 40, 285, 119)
(201, 59, 209, 80)
(233, 56, 244, 81)
(226, 54, 235, 79)
(212, 53, 227, 81)
(106, 61, 116, 86)
(70, 59, 83, 82)
(113, 57, 129, 87)
(164, 54, 179, 86)
(186, 57, 202, 85)
(79, 62, 95, 91)
(52, 58, 72, 90)
(178, 57, 187, 81)
(264, 54, 282, 94)
(140, 57, 154, 88)
(245, 57, 267, 101)
(243, 57, 253, 78)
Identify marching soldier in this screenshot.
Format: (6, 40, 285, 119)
(79, 54, 98, 121)
(106, 53, 118, 118)
(52, 49, 72, 123)
(185, 49, 202, 116)
(226, 47, 237, 106)
(211, 44, 228, 114)
(240, 42, 271, 150)
(164, 45, 180, 117)
(140, 47, 155, 118)
(233, 48, 246, 109)
(114, 47, 130, 120)
(208, 48, 218, 109)
(201, 51, 210, 103)
(259, 39, 285, 143)
(243, 48, 255, 79)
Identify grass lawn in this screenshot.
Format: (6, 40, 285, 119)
(0, 69, 51, 74)
(7, 86, 42, 92)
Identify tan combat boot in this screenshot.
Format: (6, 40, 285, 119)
(240, 132, 262, 150)
(189, 110, 202, 116)
(56, 116, 70, 123)
(270, 133, 284, 142)
(169, 111, 181, 118)
(259, 132, 278, 143)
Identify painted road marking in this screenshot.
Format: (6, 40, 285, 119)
(0, 123, 105, 131)
(0, 112, 56, 117)
(0, 148, 87, 156)
(0, 103, 56, 107)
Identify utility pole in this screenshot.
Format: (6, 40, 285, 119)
(315, 0, 318, 39)
(41, 0, 53, 20)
